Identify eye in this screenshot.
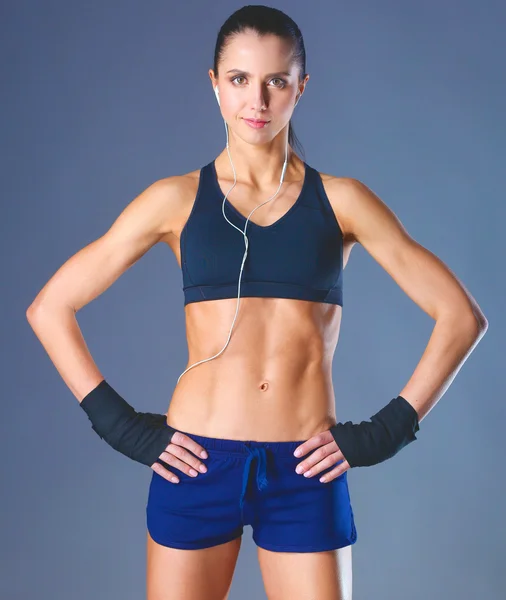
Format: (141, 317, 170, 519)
(230, 75, 287, 88)
(271, 78, 287, 88)
(231, 75, 246, 85)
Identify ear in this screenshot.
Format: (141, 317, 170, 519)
(295, 74, 310, 106)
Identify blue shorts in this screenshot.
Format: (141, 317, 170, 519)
(146, 426, 358, 552)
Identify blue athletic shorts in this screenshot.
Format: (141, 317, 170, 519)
(146, 425, 358, 552)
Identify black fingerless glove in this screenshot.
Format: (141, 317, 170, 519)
(330, 395, 420, 467)
(79, 379, 177, 467)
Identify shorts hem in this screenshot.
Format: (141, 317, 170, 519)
(253, 537, 357, 553)
(148, 527, 243, 550)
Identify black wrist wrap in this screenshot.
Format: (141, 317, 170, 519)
(330, 395, 420, 468)
(80, 379, 177, 467)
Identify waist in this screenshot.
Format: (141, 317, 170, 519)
(166, 362, 337, 442)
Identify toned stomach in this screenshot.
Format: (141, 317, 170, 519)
(166, 296, 343, 442)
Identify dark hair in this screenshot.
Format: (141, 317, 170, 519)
(213, 5, 306, 161)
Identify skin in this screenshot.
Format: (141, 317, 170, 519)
(27, 29, 487, 600)
(159, 33, 351, 483)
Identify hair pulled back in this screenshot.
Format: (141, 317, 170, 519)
(213, 5, 307, 160)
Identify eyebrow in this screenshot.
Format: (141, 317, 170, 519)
(226, 69, 292, 78)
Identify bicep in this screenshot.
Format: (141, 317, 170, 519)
(337, 178, 484, 322)
(29, 177, 180, 313)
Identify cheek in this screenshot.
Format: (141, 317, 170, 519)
(220, 107, 237, 124)
(219, 92, 241, 110)
(280, 95, 296, 113)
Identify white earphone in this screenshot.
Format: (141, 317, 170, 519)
(176, 84, 300, 384)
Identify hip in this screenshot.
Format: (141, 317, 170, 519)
(166, 389, 337, 442)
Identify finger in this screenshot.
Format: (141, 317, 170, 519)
(171, 431, 209, 460)
(293, 430, 335, 458)
(296, 442, 343, 473)
(158, 451, 202, 477)
(162, 442, 208, 474)
(319, 460, 351, 484)
(298, 450, 344, 478)
(150, 462, 179, 483)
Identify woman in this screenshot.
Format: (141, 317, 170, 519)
(26, 5, 488, 600)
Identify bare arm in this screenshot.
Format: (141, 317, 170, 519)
(26, 177, 182, 402)
(288, 178, 490, 482)
(334, 177, 488, 421)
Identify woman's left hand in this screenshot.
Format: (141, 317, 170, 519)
(293, 429, 351, 483)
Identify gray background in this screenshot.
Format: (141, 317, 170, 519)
(2, 1, 504, 598)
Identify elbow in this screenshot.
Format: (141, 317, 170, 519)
(477, 315, 489, 337)
(27, 289, 46, 321)
(26, 302, 46, 328)
(439, 306, 488, 341)
(461, 309, 488, 339)
(26, 299, 65, 324)
(26, 302, 39, 323)
(26, 297, 75, 325)
(468, 305, 489, 334)
(450, 295, 489, 337)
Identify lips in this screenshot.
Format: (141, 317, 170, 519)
(244, 118, 269, 123)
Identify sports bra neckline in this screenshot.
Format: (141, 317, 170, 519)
(210, 159, 309, 230)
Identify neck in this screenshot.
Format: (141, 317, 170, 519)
(217, 126, 298, 187)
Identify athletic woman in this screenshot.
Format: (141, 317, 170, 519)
(26, 6, 488, 600)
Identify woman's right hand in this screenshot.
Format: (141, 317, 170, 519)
(152, 430, 208, 483)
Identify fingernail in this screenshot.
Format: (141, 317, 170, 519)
(201, 451, 208, 458)
(190, 469, 198, 477)
(304, 470, 312, 477)
(296, 465, 303, 474)
(294, 449, 301, 457)
(171, 477, 179, 483)
(199, 464, 207, 473)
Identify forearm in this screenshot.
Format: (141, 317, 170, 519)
(399, 313, 488, 423)
(26, 303, 104, 403)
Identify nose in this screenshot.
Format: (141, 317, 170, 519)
(250, 84, 268, 110)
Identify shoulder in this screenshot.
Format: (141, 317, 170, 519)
(315, 170, 397, 245)
(146, 167, 202, 238)
(154, 166, 201, 198)
(314, 170, 364, 242)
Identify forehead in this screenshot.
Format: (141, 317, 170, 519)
(221, 31, 294, 69)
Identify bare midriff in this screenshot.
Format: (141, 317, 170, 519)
(166, 296, 342, 442)
(163, 161, 348, 442)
